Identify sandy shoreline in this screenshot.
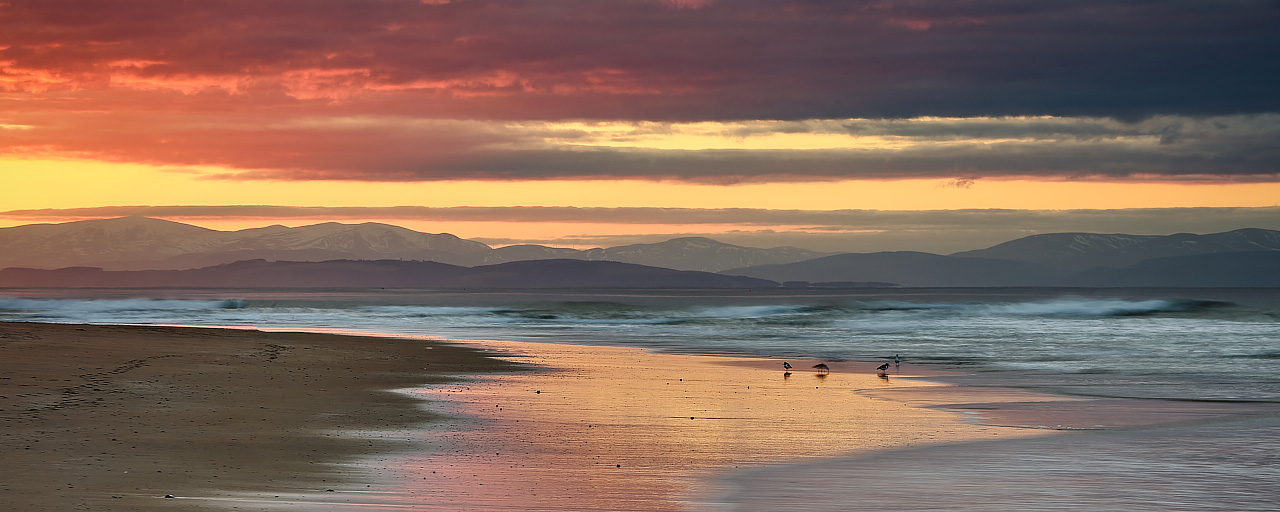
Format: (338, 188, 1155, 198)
(5, 322, 1270, 511)
(0, 322, 521, 511)
(3, 322, 1032, 511)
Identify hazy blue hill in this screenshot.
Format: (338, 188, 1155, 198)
(493, 244, 587, 261)
(722, 251, 1064, 287)
(952, 228, 1280, 271)
(492, 237, 829, 272)
(1071, 251, 1280, 287)
(0, 259, 778, 289)
(185, 259, 465, 288)
(950, 232, 1155, 270)
(1114, 229, 1280, 266)
(585, 237, 831, 273)
(726, 247, 1280, 288)
(458, 259, 778, 288)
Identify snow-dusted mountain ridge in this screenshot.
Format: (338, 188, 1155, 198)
(951, 228, 1280, 270)
(0, 217, 827, 272)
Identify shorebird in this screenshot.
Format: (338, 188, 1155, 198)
(783, 361, 793, 370)
(894, 354, 900, 365)
(876, 362, 891, 374)
(813, 363, 830, 373)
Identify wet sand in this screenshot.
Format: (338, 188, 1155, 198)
(709, 410, 1280, 512)
(7, 322, 1263, 511)
(710, 374, 1280, 511)
(251, 341, 1049, 510)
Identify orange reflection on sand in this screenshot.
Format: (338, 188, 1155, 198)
(389, 341, 1040, 511)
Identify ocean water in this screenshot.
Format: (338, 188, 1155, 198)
(2, 287, 1279, 402)
(4, 286, 1278, 510)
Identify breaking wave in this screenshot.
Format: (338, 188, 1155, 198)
(0, 297, 247, 318)
(2, 290, 1276, 401)
(981, 298, 1230, 317)
(0, 295, 1250, 328)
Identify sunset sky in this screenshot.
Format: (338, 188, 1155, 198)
(2, 0, 1278, 253)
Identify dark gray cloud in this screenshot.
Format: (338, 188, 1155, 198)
(4, 0, 1278, 121)
(4, 113, 1277, 182)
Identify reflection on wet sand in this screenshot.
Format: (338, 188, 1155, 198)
(377, 341, 1043, 511)
(714, 410, 1280, 512)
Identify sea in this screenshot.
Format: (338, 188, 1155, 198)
(3, 286, 1279, 510)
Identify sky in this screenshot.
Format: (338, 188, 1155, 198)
(2, 0, 1278, 253)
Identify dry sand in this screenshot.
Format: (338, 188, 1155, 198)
(0, 322, 519, 511)
(8, 322, 1215, 511)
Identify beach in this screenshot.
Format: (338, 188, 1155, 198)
(0, 322, 1042, 511)
(3, 320, 1275, 511)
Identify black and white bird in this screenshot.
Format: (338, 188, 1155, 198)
(894, 354, 901, 365)
(813, 363, 830, 373)
(783, 361, 793, 370)
(876, 362, 891, 374)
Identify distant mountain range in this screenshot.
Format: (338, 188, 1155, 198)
(0, 217, 827, 272)
(1, 217, 1277, 288)
(951, 228, 1280, 271)
(0, 259, 776, 289)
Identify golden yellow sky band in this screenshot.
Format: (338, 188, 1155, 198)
(3, 157, 1278, 216)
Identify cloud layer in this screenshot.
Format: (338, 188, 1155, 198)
(3, 0, 1279, 182)
(6, 0, 1278, 119)
(4, 113, 1278, 182)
